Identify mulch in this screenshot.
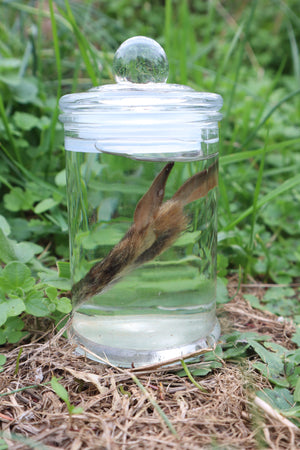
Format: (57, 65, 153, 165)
(1, 279, 299, 449)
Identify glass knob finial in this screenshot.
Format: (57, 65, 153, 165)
(113, 36, 169, 84)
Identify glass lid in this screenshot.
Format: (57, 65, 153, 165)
(59, 36, 223, 160)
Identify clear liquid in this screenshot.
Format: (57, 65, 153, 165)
(66, 152, 219, 366)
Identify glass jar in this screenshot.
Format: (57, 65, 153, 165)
(59, 36, 223, 367)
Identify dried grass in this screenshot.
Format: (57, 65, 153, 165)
(1, 278, 299, 449)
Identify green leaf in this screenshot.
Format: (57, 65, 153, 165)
(0, 304, 8, 327)
(244, 294, 266, 311)
(38, 271, 71, 291)
(25, 291, 51, 317)
(6, 298, 26, 317)
(1, 262, 32, 290)
(0, 215, 11, 236)
(13, 111, 40, 130)
(253, 362, 289, 387)
(222, 344, 250, 359)
(249, 340, 284, 375)
(55, 169, 67, 187)
(12, 78, 38, 104)
(216, 277, 229, 304)
(51, 376, 70, 405)
(14, 242, 43, 263)
(0, 229, 16, 263)
(0, 437, 8, 449)
(46, 287, 58, 301)
(57, 261, 71, 279)
(0, 317, 26, 344)
(257, 387, 295, 412)
(294, 377, 300, 402)
(55, 297, 72, 314)
(69, 406, 83, 414)
(34, 198, 58, 214)
(177, 360, 223, 377)
(3, 187, 35, 212)
(291, 327, 300, 346)
(0, 354, 6, 366)
(4, 188, 25, 212)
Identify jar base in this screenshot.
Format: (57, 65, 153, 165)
(68, 315, 220, 368)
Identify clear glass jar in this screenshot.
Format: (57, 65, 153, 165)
(59, 37, 223, 367)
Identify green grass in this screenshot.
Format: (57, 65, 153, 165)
(0, 0, 299, 437)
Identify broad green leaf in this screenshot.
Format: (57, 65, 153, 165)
(291, 327, 300, 346)
(264, 287, 295, 302)
(14, 242, 43, 263)
(257, 387, 295, 412)
(55, 297, 72, 314)
(244, 294, 266, 311)
(46, 287, 58, 301)
(4, 187, 35, 212)
(294, 377, 300, 402)
(12, 78, 38, 104)
(57, 261, 71, 279)
(1, 262, 31, 290)
(249, 340, 284, 375)
(0, 215, 11, 236)
(0, 317, 26, 344)
(222, 344, 250, 359)
(34, 198, 58, 214)
(223, 331, 271, 343)
(4, 189, 24, 212)
(216, 277, 229, 304)
(55, 169, 67, 187)
(80, 226, 124, 249)
(264, 341, 289, 357)
(0, 354, 6, 365)
(252, 362, 289, 387)
(25, 292, 51, 317)
(0, 303, 8, 327)
(13, 111, 40, 130)
(0, 229, 16, 263)
(38, 272, 71, 291)
(6, 298, 26, 317)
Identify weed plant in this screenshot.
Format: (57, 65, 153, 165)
(0, 0, 299, 427)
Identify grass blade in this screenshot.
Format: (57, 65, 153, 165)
(220, 138, 300, 166)
(0, 97, 21, 164)
(46, 0, 62, 179)
(61, 0, 98, 86)
(180, 359, 207, 392)
(248, 136, 268, 251)
(223, 173, 300, 231)
(131, 374, 177, 436)
(243, 88, 300, 147)
(224, 0, 257, 124)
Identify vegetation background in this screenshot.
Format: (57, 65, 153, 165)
(0, 0, 299, 444)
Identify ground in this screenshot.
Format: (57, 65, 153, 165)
(0, 280, 299, 449)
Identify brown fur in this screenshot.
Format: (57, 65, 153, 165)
(72, 161, 218, 305)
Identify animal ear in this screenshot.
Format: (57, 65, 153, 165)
(134, 162, 174, 230)
(172, 161, 218, 206)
